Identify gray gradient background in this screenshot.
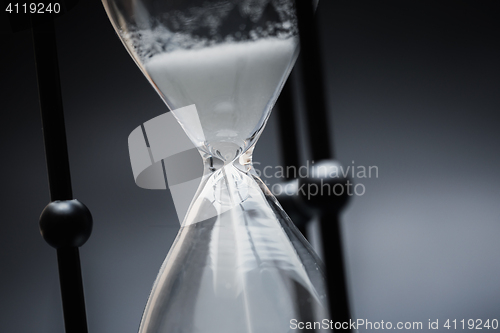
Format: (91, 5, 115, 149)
(1, 1, 499, 332)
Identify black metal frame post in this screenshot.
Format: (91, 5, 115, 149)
(276, 79, 301, 175)
(295, 0, 333, 162)
(275, 76, 316, 238)
(31, 18, 72, 201)
(31, 13, 92, 333)
(294, 0, 352, 329)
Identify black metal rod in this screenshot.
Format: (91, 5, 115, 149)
(294, 1, 352, 329)
(31, 15, 72, 201)
(320, 212, 351, 327)
(276, 75, 310, 238)
(57, 248, 90, 333)
(276, 77, 301, 175)
(295, 0, 333, 162)
(31, 15, 89, 333)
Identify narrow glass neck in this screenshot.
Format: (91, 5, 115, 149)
(182, 145, 262, 227)
(201, 145, 256, 177)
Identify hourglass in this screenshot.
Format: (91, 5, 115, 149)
(102, 0, 328, 332)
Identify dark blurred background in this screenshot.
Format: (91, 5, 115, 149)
(1, 1, 499, 332)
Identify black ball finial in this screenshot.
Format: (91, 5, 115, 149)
(298, 160, 352, 214)
(39, 199, 93, 249)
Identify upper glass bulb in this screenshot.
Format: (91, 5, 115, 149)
(102, 0, 299, 162)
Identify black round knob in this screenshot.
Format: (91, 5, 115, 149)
(298, 160, 352, 214)
(39, 199, 93, 249)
